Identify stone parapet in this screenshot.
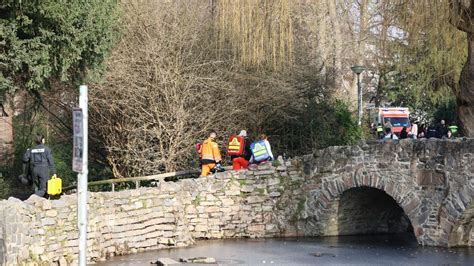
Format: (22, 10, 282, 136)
(0, 139, 472, 265)
(0, 163, 286, 265)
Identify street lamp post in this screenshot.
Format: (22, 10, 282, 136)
(351, 65, 366, 126)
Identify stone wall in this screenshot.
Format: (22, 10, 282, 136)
(0, 162, 292, 265)
(0, 139, 472, 265)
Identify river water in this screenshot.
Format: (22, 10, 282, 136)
(98, 234, 474, 265)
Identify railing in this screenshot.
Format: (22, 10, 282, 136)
(63, 166, 232, 193)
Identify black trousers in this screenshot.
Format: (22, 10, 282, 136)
(32, 166, 49, 197)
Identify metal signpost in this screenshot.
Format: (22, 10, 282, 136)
(73, 85, 88, 266)
(351, 65, 366, 126)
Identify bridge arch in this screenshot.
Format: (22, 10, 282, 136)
(298, 139, 474, 247)
(337, 187, 413, 236)
(305, 170, 423, 243)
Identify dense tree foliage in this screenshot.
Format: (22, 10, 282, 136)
(0, 0, 120, 197)
(377, 0, 470, 131)
(0, 0, 120, 101)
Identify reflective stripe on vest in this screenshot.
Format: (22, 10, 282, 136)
(251, 141, 269, 162)
(228, 137, 241, 151)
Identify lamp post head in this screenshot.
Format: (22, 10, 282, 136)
(351, 65, 366, 75)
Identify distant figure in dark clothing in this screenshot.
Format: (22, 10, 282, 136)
(384, 120, 393, 132)
(418, 124, 426, 139)
(418, 131, 425, 138)
(22, 134, 56, 197)
(426, 125, 438, 138)
(400, 127, 408, 139)
(436, 120, 448, 138)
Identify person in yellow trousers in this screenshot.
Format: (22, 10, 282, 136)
(200, 130, 222, 176)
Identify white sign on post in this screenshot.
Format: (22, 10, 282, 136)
(72, 108, 83, 173)
(77, 85, 88, 266)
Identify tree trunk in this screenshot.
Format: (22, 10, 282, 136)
(458, 33, 474, 136)
(0, 99, 14, 168)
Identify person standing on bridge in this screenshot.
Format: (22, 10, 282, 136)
(200, 130, 222, 176)
(250, 133, 274, 164)
(21, 134, 56, 197)
(383, 127, 398, 140)
(410, 120, 418, 139)
(228, 130, 252, 170)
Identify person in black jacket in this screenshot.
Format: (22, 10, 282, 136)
(400, 126, 408, 139)
(426, 124, 438, 138)
(436, 119, 449, 138)
(22, 134, 56, 197)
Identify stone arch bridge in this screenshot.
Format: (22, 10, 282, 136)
(0, 139, 472, 264)
(288, 138, 473, 247)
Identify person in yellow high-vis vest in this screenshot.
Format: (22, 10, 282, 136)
(200, 130, 222, 176)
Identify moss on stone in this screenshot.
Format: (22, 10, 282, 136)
(297, 198, 306, 214)
(192, 193, 202, 205)
(291, 197, 306, 221)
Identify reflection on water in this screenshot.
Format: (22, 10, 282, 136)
(98, 234, 474, 265)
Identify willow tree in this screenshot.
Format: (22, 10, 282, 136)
(388, 0, 473, 135)
(215, 0, 294, 70)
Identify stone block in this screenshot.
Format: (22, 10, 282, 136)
(403, 197, 421, 215)
(248, 224, 265, 233)
(416, 169, 446, 187)
(45, 210, 58, 217)
(241, 185, 254, 193)
(194, 224, 208, 232)
(221, 198, 234, 206)
(199, 201, 216, 206)
(41, 218, 56, 226)
(225, 188, 241, 196)
(431, 172, 446, 186)
(206, 194, 218, 201)
(153, 258, 181, 265)
(245, 196, 265, 204)
(205, 206, 220, 213)
(156, 224, 175, 231)
(30, 245, 44, 255)
(42, 200, 52, 210)
(267, 178, 280, 186)
(268, 192, 280, 197)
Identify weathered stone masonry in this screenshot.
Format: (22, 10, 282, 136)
(0, 138, 472, 265)
(289, 138, 474, 248)
(0, 163, 289, 265)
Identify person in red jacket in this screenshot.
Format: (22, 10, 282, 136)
(231, 130, 252, 170)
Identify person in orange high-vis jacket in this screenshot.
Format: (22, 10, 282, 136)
(200, 130, 222, 176)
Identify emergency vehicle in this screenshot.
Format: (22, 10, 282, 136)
(370, 107, 411, 135)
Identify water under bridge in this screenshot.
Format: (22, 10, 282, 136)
(0, 138, 472, 265)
